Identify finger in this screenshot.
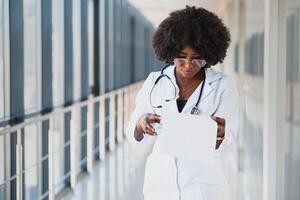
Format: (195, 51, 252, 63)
(148, 114, 161, 123)
(217, 127, 225, 137)
(216, 117, 225, 125)
(145, 129, 157, 136)
(215, 140, 223, 149)
(146, 124, 155, 133)
(145, 124, 157, 136)
(211, 116, 225, 126)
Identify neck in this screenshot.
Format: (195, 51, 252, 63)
(175, 68, 205, 87)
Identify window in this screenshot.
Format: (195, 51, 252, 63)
(0, 0, 4, 118)
(240, 0, 265, 199)
(52, 0, 65, 107)
(24, 124, 40, 199)
(52, 114, 67, 192)
(284, 3, 300, 199)
(23, 0, 41, 113)
(129, 16, 135, 83)
(23, 0, 43, 188)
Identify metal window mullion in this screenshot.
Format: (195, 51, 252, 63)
(72, 0, 81, 101)
(88, 0, 94, 90)
(70, 108, 78, 188)
(117, 92, 123, 143)
(108, 0, 114, 91)
(36, 0, 42, 112)
(109, 94, 115, 151)
(3, 0, 10, 118)
(36, 122, 42, 199)
(123, 90, 129, 137)
(99, 97, 105, 160)
(16, 129, 22, 200)
(87, 96, 94, 173)
(99, 0, 106, 95)
(4, 133, 11, 200)
(48, 118, 54, 200)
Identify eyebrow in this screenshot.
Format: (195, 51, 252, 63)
(178, 53, 201, 58)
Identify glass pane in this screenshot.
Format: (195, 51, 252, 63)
(24, 124, 39, 199)
(241, 0, 265, 199)
(52, 0, 64, 107)
(0, 0, 4, 118)
(24, 0, 40, 112)
(52, 114, 66, 190)
(0, 184, 5, 200)
(24, 124, 38, 171)
(284, 1, 300, 199)
(24, 165, 39, 200)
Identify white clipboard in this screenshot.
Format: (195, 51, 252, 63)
(155, 111, 218, 164)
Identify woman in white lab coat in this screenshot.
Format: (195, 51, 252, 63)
(126, 6, 239, 200)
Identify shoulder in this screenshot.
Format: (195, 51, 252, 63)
(209, 68, 234, 83)
(143, 71, 161, 85)
(207, 68, 237, 93)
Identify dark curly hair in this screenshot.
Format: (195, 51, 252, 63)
(152, 6, 231, 66)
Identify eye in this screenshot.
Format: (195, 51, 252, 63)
(177, 55, 187, 59)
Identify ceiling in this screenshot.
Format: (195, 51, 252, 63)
(127, 0, 220, 27)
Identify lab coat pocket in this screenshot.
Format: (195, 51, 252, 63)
(143, 153, 179, 200)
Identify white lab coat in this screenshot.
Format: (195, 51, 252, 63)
(126, 65, 239, 200)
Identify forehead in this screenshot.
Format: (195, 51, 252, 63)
(179, 46, 199, 56)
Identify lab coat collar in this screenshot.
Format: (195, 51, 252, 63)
(163, 65, 223, 113)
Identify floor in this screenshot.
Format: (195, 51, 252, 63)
(57, 139, 153, 200)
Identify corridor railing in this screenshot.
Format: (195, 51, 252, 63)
(0, 81, 144, 200)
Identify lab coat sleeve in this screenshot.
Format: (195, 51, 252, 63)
(125, 72, 156, 146)
(214, 75, 239, 152)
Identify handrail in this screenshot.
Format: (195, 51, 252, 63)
(0, 80, 143, 136)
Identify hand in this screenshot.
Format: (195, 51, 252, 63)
(211, 116, 225, 149)
(137, 113, 161, 136)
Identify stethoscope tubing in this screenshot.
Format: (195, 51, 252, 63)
(149, 64, 206, 114)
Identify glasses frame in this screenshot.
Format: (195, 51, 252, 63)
(174, 57, 207, 68)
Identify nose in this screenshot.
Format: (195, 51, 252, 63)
(184, 59, 193, 68)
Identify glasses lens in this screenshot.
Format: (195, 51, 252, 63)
(174, 58, 206, 68)
(174, 58, 185, 66)
(192, 59, 206, 67)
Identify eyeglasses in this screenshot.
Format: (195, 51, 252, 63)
(174, 58, 207, 68)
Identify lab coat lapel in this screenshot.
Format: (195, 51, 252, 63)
(181, 67, 222, 114)
(162, 65, 180, 114)
(161, 66, 222, 114)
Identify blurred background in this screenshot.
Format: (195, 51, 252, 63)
(0, 0, 299, 199)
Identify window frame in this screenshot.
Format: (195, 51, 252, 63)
(0, 0, 10, 121)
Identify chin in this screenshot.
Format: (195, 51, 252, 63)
(181, 71, 198, 79)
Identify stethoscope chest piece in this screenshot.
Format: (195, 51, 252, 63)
(191, 106, 201, 115)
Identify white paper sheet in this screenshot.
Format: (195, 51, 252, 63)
(155, 111, 218, 164)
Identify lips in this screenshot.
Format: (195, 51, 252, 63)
(183, 70, 194, 75)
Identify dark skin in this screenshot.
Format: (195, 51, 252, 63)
(134, 46, 225, 149)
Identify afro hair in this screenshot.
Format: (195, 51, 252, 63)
(152, 6, 231, 66)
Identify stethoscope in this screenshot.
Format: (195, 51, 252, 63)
(149, 64, 206, 115)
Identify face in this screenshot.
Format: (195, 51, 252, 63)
(174, 46, 206, 79)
